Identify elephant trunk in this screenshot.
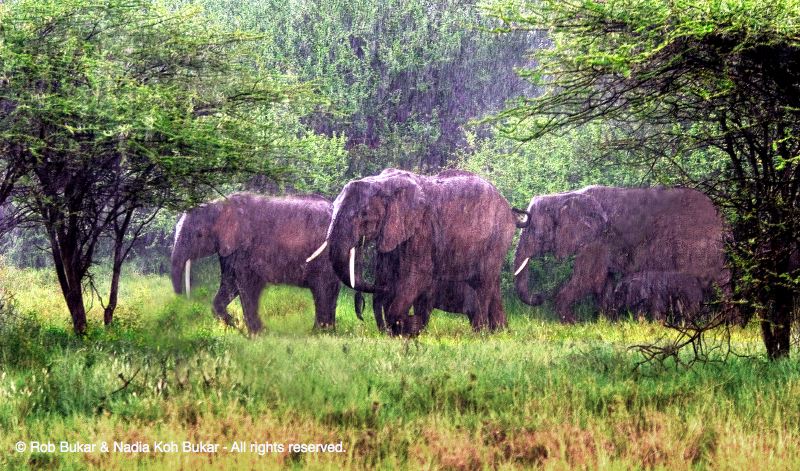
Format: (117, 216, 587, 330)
(328, 234, 377, 293)
(354, 291, 365, 321)
(514, 255, 543, 306)
(342, 247, 377, 293)
(170, 245, 191, 297)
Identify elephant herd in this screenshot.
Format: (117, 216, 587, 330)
(171, 168, 730, 335)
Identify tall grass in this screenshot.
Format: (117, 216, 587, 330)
(0, 262, 797, 470)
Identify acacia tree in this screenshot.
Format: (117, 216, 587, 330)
(0, 0, 320, 334)
(485, 0, 800, 359)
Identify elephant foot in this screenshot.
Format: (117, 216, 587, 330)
(246, 327, 264, 337)
(242, 319, 264, 336)
(403, 315, 424, 337)
(313, 321, 336, 332)
(388, 320, 403, 336)
(388, 315, 423, 337)
(470, 315, 490, 332)
(559, 313, 577, 324)
(487, 311, 507, 332)
(214, 311, 237, 328)
(489, 320, 508, 332)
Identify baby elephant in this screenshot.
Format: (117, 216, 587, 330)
(370, 249, 478, 335)
(171, 193, 360, 333)
(602, 271, 710, 323)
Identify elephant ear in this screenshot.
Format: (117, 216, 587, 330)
(554, 195, 607, 257)
(378, 183, 424, 253)
(215, 203, 252, 257)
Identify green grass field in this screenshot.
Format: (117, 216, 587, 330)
(1, 263, 798, 470)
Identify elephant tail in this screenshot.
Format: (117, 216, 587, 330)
(354, 291, 365, 321)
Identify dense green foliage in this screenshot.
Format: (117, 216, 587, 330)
(0, 0, 320, 206)
(484, 0, 800, 358)
(1, 266, 797, 469)
(184, 0, 536, 173)
(458, 123, 657, 209)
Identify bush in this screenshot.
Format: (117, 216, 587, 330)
(0, 286, 46, 370)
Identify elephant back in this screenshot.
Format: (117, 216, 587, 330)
(583, 186, 726, 281)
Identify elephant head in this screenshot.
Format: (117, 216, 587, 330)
(307, 169, 425, 292)
(513, 191, 608, 305)
(171, 199, 250, 296)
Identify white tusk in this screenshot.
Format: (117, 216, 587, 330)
(349, 247, 356, 289)
(305, 241, 328, 263)
(514, 257, 529, 276)
(184, 259, 192, 298)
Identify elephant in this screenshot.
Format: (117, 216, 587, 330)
(371, 247, 478, 334)
(513, 185, 729, 323)
(602, 271, 708, 323)
(307, 168, 525, 335)
(171, 192, 362, 333)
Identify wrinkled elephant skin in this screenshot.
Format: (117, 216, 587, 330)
(325, 168, 520, 335)
(171, 193, 346, 333)
(513, 186, 730, 322)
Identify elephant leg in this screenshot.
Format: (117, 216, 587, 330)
(406, 296, 433, 335)
(212, 280, 238, 326)
(554, 282, 581, 323)
(488, 288, 507, 331)
(385, 281, 423, 336)
(372, 292, 389, 332)
(213, 256, 238, 326)
(235, 268, 266, 334)
(311, 278, 339, 330)
(554, 248, 608, 323)
(480, 271, 507, 331)
(372, 252, 396, 333)
(467, 279, 494, 331)
(416, 300, 433, 331)
(555, 274, 605, 323)
(470, 298, 492, 331)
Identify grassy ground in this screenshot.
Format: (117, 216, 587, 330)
(0, 262, 798, 470)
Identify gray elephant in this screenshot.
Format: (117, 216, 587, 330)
(603, 271, 708, 323)
(370, 248, 478, 334)
(513, 185, 729, 322)
(171, 193, 361, 333)
(307, 168, 524, 335)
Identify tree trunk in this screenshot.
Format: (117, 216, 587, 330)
(64, 283, 88, 335)
(104, 208, 134, 326)
(762, 283, 793, 360)
(104, 231, 124, 326)
(45, 217, 88, 335)
(104, 259, 122, 326)
(759, 230, 796, 360)
(50, 239, 87, 335)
